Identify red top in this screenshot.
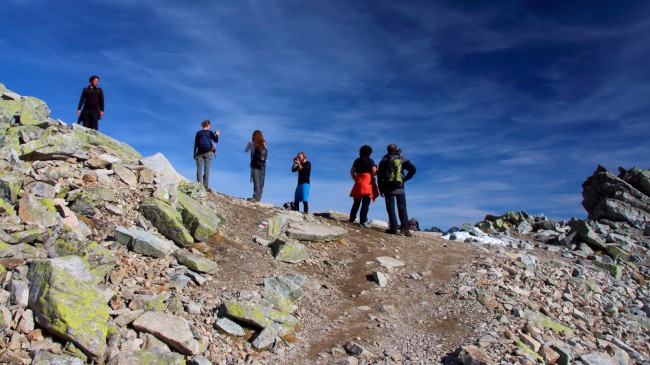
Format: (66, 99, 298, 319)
(350, 173, 379, 201)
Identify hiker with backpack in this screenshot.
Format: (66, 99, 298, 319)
(348, 145, 379, 228)
(244, 130, 267, 202)
(193, 120, 219, 189)
(377, 144, 417, 236)
(291, 152, 311, 213)
(76, 75, 104, 130)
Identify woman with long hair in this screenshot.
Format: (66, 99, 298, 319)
(244, 130, 267, 202)
(349, 145, 379, 227)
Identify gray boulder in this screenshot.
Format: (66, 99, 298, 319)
(173, 249, 218, 274)
(582, 165, 650, 228)
(271, 239, 309, 263)
(27, 256, 109, 359)
(177, 192, 222, 243)
(131, 311, 200, 355)
(140, 153, 187, 183)
(114, 226, 176, 258)
(140, 197, 194, 247)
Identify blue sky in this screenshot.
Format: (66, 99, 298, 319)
(2, 1, 649, 230)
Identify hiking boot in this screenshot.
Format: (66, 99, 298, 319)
(385, 228, 397, 235)
(401, 228, 413, 237)
(360, 222, 371, 228)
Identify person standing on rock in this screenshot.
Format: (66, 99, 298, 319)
(193, 120, 219, 190)
(291, 152, 311, 213)
(76, 75, 104, 130)
(244, 130, 267, 202)
(348, 145, 379, 227)
(377, 144, 416, 236)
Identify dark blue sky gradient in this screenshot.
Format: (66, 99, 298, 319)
(1, 0, 648, 230)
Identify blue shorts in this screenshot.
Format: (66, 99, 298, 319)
(294, 183, 310, 202)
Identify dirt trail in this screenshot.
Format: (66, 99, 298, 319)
(202, 193, 490, 363)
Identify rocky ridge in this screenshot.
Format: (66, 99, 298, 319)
(0, 82, 648, 365)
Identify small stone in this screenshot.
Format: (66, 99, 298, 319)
(215, 317, 245, 337)
(372, 271, 388, 287)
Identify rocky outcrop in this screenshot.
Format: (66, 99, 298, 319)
(582, 165, 650, 228)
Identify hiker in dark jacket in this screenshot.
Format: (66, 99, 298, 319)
(377, 144, 416, 236)
(76, 75, 104, 130)
(245, 130, 267, 202)
(193, 120, 219, 189)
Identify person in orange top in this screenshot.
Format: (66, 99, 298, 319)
(348, 145, 379, 228)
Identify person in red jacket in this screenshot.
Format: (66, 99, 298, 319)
(348, 145, 379, 228)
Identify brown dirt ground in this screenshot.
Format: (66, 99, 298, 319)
(201, 191, 491, 364)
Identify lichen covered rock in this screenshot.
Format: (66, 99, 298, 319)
(27, 256, 109, 359)
(177, 192, 222, 243)
(139, 197, 194, 247)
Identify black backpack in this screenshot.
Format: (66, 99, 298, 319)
(251, 146, 267, 168)
(198, 131, 212, 152)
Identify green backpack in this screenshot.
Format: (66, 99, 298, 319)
(386, 155, 403, 189)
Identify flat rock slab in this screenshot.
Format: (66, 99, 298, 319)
(132, 311, 199, 355)
(285, 221, 347, 242)
(375, 256, 405, 270)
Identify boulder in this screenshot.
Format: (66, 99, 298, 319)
(582, 165, 650, 228)
(568, 219, 607, 251)
(173, 249, 218, 274)
(139, 197, 194, 247)
(112, 163, 138, 187)
(140, 153, 187, 183)
(285, 221, 347, 242)
(177, 192, 222, 242)
(456, 345, 494, 365)
(264, 274, 306, 302)
(215, 317, 245, 337)
(18, 195, 60, 228)
(270, 239, 309, 263)
(114, 226, 176, 258)
(0, 173, 22, 204)
(27, 256, 109, 359)
(131, 311, 200, 355)
(44, 233, 116, 278)
(619, 166, 650, 196)
(223, 300, 299, 335)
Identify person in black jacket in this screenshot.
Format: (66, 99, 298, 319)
(193, 120, 220, 189)
(291, 152, 311, 213)
(377, 144, 416, 236)
(76, 75, 104, 130)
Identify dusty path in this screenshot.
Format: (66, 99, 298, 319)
(203, 193, 490, 364)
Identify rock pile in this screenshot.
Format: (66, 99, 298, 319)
(0, 83, 349, 364)
(440, 165, 650, 364)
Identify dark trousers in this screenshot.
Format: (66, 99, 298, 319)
(384, 193, 408, 231)
(80, 109, 100, 130)
(350, 195, 371, 223)
(251, 165, 265, 200)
